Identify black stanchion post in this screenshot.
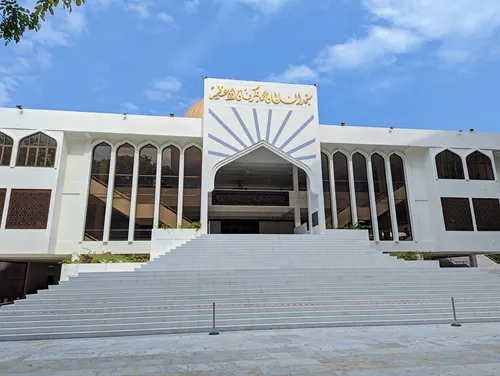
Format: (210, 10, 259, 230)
(209, 302, 219, 335)
(451, 297, 462, 327)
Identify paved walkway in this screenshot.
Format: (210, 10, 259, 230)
(1, 324, 500, 375)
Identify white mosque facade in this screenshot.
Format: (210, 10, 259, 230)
(1, 78, 500, 265)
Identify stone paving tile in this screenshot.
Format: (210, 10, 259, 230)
(1, 324, 500, 375)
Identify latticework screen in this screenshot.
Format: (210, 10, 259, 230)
(0, 189, 6, 224)
(473, 198, 500, 231)
(441, 198, 474, 231)
(6, 190, 52, 229)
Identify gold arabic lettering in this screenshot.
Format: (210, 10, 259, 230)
(208, 85, 313, 106)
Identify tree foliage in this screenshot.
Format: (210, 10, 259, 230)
(0, 0, 84, 45)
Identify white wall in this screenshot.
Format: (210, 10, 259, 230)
(0, 129, 64, 256)
(200, 78, 325, 234)
(52, 137, 92, 255)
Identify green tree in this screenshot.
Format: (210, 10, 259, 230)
(0, 0, 85, 45)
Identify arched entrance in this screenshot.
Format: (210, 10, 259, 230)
(205, 145, 320, 234)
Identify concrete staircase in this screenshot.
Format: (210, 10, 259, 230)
(2, 231, 500, 341)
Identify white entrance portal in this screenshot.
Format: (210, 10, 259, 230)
(200, 78, 326, 234)
(207, 146, 311, 234)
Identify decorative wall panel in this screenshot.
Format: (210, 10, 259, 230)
(441, 198, 473, 231)
(472, 198, 500, 231)
(6, 190, 52, 229)
(0, 189, 6, 225)
(212, 191, 289, 206)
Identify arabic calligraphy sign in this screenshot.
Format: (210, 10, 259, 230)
(209, 85, 314, 106)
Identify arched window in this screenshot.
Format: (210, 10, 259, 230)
(17, 132, 57, 167)
(390, 154, 413, 240)
(159, 145, 180, 229)
(333, 152, 351, 228)
(371, 154, 393, 241)
(0, 132, 13, 166)
(110, 143, 135, 240)
(84, 142, 112, 241)
(135, 145, 158, 240)
(466, 151, 494, 181)
(321, 153, 333, 229)
(183, 146, 202, 223)
(353, 153, 373, 239)
(435, 150, 464, 179)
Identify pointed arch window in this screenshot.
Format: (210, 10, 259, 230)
(435, 150, 464, 179)
(333, 152, 351, 228)
(135, 144, 158, 240)
(371, 154, 393, 240)
(84, 142, 112, 241)
(321, 153, 333, 229)
(0, 132, 13, 166)
(17, 132, 57, 167)
(110, 143, 135, 240)
(183, 146, 202, 223)
(159, 145, 181, 228)
(390, 154, 413, 240)
(353, 153, 373, 239)
(466, 151, 494, 181)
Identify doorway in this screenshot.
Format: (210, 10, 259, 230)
(208, 147, 310, 234)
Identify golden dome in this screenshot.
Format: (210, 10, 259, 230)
(184, 99, 204, 119)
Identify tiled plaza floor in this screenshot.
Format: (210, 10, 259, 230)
(1, 323, 500, 375)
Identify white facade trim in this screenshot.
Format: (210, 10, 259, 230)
(153, 147, 162, 228)
(128, 147, 140, 242)
(177, 148, 185, 227)
(366, 157, 380, 242)
(347, 154, 358, 225)
(328, 153, 338, 228)
(384, 155, 399, 242)
(103, 146, 117, 242)
(0, 188, 11, 230)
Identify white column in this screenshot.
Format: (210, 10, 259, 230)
(401, 154, 418, 242)
(385, 158, 399, 242)
(367, 158, 380, 242)
(153, 148, 162, 228)
(103, 148, 117, 242)
(328, 155, 338, 228)
(127, 148, 140, 242)
(306, 176, 313, 234)
(348, 156, 358, 225)
(177, 149, 185, 227)
(292, 166, 301, 227)
(0, 188, 11, 229)
(469, 197, 478, 231)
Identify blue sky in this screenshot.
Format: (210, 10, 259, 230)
(1, 0, 500, 131)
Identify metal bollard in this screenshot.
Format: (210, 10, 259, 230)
(209, 302, 219, 335)
(451, 297, 462, 327)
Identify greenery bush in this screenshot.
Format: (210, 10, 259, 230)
(159, 222, 201, 230)
(394, 252, 435, 261)
(60, 252, 150, 264)
(335, 221, 371, 230)
(487, 254, 500, 264)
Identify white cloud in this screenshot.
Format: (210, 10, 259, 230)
(125, 3, 150, 18)
(121, 102, 140, 113)
(225, 0, 295, 14)
(0, 82, 11, 107)
(267, 65, 318, 83)
(315, 26, 422, 71)
(158, 12, 174, 25)
(144, 77, 182, 101)
(184, 0, 200, 13)
(0, 6, 87, 107)
(271, 0, 500, 82)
